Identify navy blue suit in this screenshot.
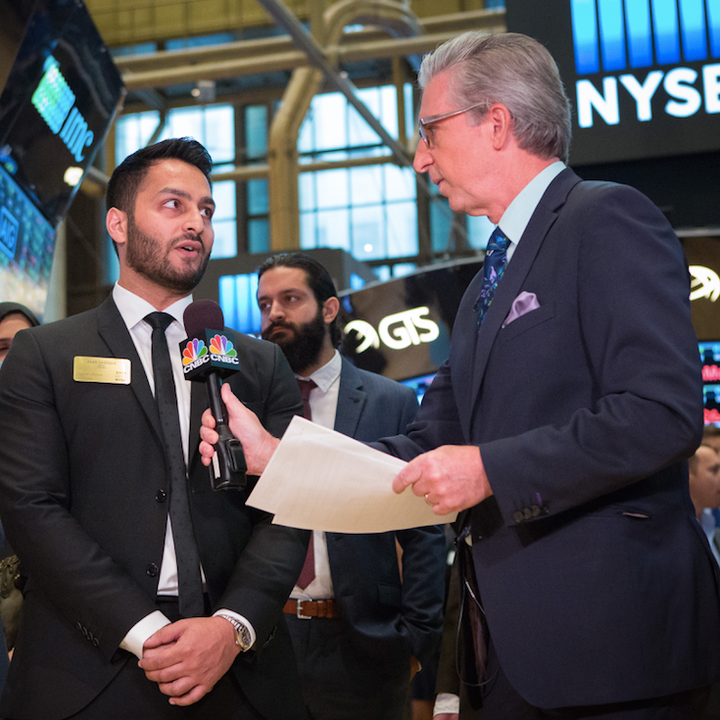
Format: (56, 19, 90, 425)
(377, 169, 720, 709)
(288, 357, 446, 720)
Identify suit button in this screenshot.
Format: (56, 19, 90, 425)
(523, 508, 533, 520)
(531, 505, 541, 517)
(513, 511, 524, 523)
(155, 489, 167, 503)
(146, 563, 159, 577)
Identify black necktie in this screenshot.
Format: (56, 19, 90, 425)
(145, 312, 204, 617)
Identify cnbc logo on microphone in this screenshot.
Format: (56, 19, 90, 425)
(181, 332, 239, 378)
(183, 338, 209, 366)
(572, 0, 720, 128)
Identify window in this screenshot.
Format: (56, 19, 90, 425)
(297, 85, 418, 262)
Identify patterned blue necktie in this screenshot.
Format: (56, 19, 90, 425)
(477, 227, 510, 326)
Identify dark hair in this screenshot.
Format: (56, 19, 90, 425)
(0, 302, 41, 327)
(106, 137, 213, 213)
(256, 253, 342, 347)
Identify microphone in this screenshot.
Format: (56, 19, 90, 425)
(180, 300, 247, 490)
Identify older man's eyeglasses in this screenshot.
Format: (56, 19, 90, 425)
(418, 101, 488, 149)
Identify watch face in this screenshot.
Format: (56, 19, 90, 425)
(239, 625, 252, 651)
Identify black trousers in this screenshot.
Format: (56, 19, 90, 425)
(286, 612, 409, 720)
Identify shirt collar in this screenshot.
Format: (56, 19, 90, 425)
(702, 508, 716, 534)
(297, 349, 342, 393)
(498, 161, 565, 245)
(112, 282, 193, 334)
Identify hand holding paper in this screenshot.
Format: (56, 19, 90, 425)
(247, 416, 457, 532)
(392, 444, 493, 515)
(200, 385, 458, 532)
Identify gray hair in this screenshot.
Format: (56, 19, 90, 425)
(418, 32, 572, 163)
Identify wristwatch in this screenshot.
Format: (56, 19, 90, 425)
(217, 613, 253, 652)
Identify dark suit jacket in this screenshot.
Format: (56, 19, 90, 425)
(377, 168, 720, 708)
(0, 296, 309, 720)
(322, 358, 446, 680)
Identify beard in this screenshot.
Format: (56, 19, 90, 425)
(125, 214, 210, 295)
(262, 306, 327, 374)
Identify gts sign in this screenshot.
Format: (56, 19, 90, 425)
(345, 307, 439, 353)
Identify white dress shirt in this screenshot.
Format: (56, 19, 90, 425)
(290, 350, 342, 601)
(499, 160, 565, 264)
(113, 284, 255, 657)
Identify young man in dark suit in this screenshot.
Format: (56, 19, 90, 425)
(255, 252, 446, 720)
(202, 33, 720, 720)
(0, 138, 308, 719)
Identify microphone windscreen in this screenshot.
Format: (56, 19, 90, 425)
(184, 300, 224, 337)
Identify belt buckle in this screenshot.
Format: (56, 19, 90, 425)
(296, 600, 312, 620)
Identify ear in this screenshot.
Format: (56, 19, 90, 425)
(487, 103, 514, 151)
(106, 207, 128, 247)
(322, 296, 340, 325)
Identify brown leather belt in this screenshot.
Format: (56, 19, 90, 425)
(284, 598, 340, 619)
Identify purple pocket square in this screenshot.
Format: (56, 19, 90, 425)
(502, 291, 540, 328)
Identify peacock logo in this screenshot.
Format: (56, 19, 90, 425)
(209, 334, 238, 359)
(182, 338, 208, 365)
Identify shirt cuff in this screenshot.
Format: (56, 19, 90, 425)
(120, 610, 171, 659)
(434, 693, 460, 716)
(213, 608, 257, 648)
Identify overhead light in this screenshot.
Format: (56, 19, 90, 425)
(64, 166, 84, 187)
(192, 80, 216, 103)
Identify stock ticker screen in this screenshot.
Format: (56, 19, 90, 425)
(700, 341, 720, 425)
(0, 164, 56, 316)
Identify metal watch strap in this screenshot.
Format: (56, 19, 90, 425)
(217, 613, 252, 651)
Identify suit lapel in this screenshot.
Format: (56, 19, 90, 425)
(97, 296, 163, 440)
(465, 169, 583, 436)
(334, 358, 366, 438)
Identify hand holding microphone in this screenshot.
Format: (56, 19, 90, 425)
(180, 300, 247, 490)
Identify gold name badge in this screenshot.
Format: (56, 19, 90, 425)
(73, 356, 131, 385)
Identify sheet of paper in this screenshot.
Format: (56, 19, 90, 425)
(246, 416, 457, 533)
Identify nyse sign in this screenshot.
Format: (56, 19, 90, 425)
(577, 66, 720, 127)
(345, 307, 440, 353)
(572, 0, 720, 128)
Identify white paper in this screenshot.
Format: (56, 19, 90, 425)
(246, 416, 457, 533)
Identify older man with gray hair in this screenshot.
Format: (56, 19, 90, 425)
(201, 32, 720, 720)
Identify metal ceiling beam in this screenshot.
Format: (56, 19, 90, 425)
(112, 9, 502, 74)
(254, 0, 412, 166)
(120, 28, 505, 91)
(117, 10, 506, 94)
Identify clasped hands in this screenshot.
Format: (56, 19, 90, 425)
(139, 616, 239, 706)
(199, 383, 493, 515)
